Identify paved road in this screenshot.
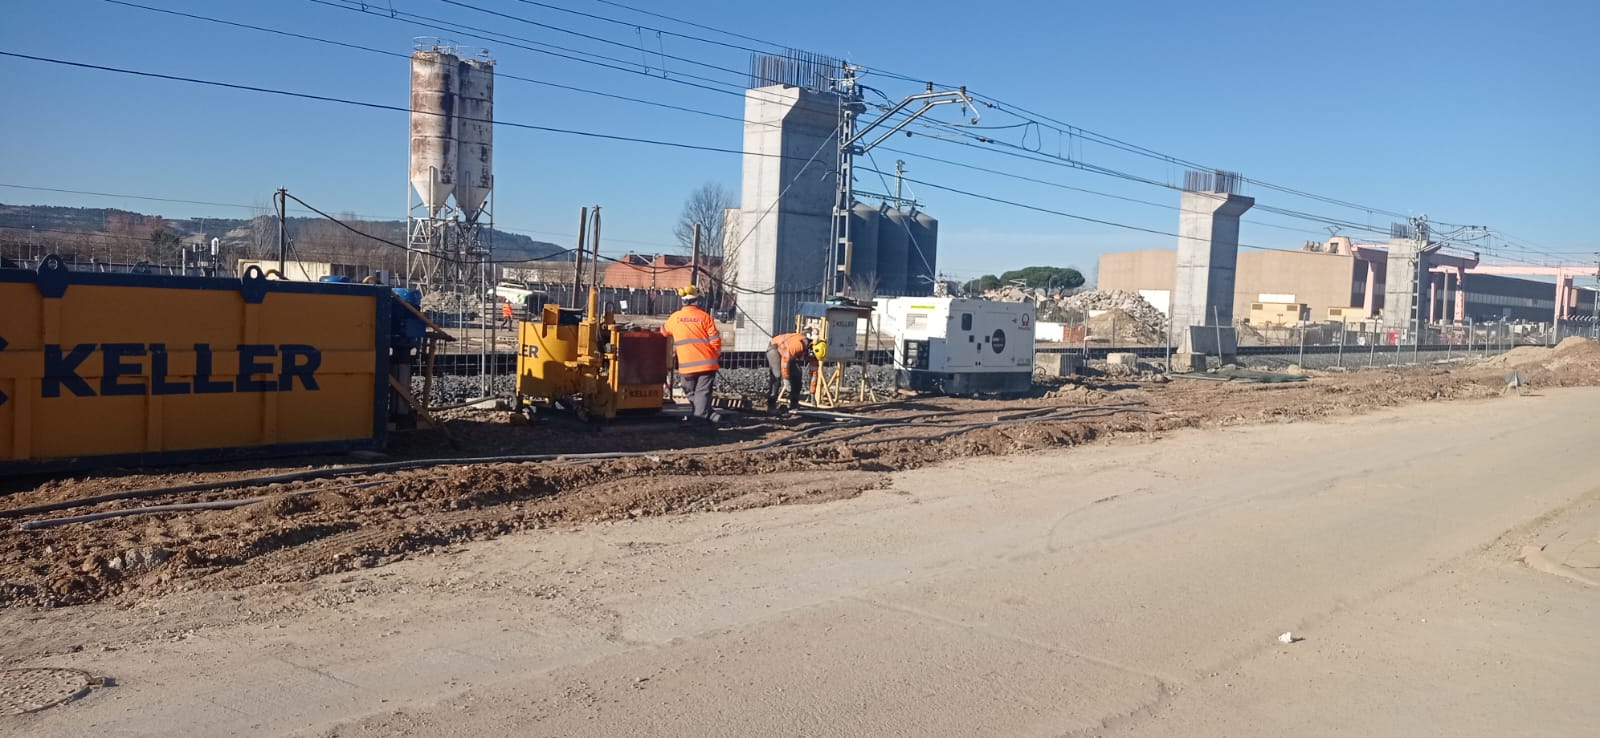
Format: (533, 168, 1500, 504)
(7, 390, 1600, 737)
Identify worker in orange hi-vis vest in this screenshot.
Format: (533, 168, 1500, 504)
(499, 299, 514, 328)
(661, 285, 722, 423)
(765, 327, 818, 413)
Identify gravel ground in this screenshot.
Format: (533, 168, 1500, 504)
(413, 351, 1497, 405)
(414, 365, 898, 406)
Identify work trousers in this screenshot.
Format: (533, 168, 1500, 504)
(765, 347, 804, 409)
(680, 371, 716, 419)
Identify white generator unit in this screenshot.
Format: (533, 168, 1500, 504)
(875, 297, 1036, 395)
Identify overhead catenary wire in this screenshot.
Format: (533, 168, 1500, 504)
(886, 113, 1403, 240)
(861, 168, 1315, 255)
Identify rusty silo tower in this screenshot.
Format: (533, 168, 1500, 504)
(406, 41, 461, 286)
(404, 41, 497, 392)
(455, 54, 494, 224)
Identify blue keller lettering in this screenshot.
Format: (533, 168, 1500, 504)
(36, 343, 324, 398)
(278, 344, 321, 391)
(100, 343, 146, 396)
(42, 343, 96, 397)
(236, 344, 278, 392)
(149, 343, 191, 395)
(193, 343, 235, 394)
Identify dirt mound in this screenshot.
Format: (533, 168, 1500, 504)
(1506, 337, 1600, 387)
(1485, 345, 1553, 367)
(1477, 338, 1600, 386)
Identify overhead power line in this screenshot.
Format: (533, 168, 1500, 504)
(861, 168, 1345, 256)
(0, 52, 1456, 266)
(116, 0, 1497, 256)
(0, 182, 682, 253)
(440, 0, 750, 80)
(281, 191, 577, 265)
(400, 0, 1531, 254)
(99, 0, 760, 130)
(307, 0, 779, 104)
(0, 50, 789, 160)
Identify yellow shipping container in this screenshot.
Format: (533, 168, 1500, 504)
(0, 258, 390, 474)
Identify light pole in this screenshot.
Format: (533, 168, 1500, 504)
(1592, 252, 1599, 340)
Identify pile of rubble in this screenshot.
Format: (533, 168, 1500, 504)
(987, 287, 1168, 342)
(1054, 290, 1166, 331)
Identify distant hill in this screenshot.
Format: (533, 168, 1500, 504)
(0, 203, 567, 264)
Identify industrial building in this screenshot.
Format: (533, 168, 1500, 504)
(601, 254, 720, 291)
(1099, 236, 1596, 328)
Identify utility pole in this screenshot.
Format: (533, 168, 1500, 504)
(828, 64, 863, 299)
(1592, 253, 1599, 340)
(275, 188, 287, 275)
(570, 206, 588, 308)
(691, 222, 702, 291)
(895, 159, 906, 203)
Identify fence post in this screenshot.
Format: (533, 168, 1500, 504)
(1165, 310, 1172, 372)
(1298, 327, 1305, 368)
(1368, 341, 1376, 368)
(1336, 322, 1344, 369)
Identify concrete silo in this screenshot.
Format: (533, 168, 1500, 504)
(455, 55, 494, 223)
(906, 210, 939, 296)
(409, 48, 459, 218)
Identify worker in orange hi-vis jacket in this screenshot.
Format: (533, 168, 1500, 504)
(499, 299, 514, 329)
(661, 285, 722, 423)
(765, 327, 818, 413)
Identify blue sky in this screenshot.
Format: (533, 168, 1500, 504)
(3, 0, 1596, 282)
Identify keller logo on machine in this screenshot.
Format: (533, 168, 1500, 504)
(16, 342, 323, 401)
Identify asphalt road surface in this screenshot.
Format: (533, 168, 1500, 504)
(7, 389, 1599, 737)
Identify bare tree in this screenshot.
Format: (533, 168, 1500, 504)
(672, 182, 734, 259)
(848, 271, 881, 302)
(245, 203, 277, 260)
